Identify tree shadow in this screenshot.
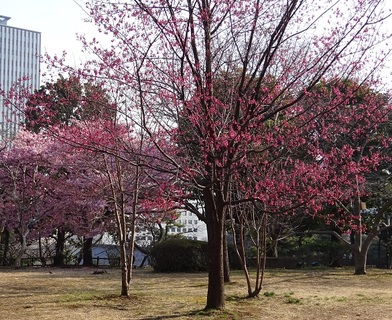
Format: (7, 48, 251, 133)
(138, 309, 201, 320)
(138, 315, 188, 320)
(139, 308, 238, 320)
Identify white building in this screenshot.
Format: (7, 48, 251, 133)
(166, 210, 207, 241)
(135, 210, 208, 247)
(0, 15, 41, 139)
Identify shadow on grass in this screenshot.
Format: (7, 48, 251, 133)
(139, 308, 240, 320)
(138, 314, 191, 320)
(136, 313, 189, 320)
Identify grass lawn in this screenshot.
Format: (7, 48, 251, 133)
(0, 267, 391, 319)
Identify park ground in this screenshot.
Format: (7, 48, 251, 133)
(0, 267, 391, 320)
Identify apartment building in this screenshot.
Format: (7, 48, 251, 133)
(0, 15, 41, 139)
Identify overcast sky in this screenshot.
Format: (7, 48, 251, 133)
(2, 0, 94, 66)
(2, 0, 392, 86)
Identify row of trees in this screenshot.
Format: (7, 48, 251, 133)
(1, 0, 392, 311)
(0, 77, 180, 298)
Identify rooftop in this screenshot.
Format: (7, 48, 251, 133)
(0, 15, 11, 26)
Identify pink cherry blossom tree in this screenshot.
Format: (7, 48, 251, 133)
(43, 0, 392, 309)
(298, 78, 392, 275)
(0, 128, 109, 267)
(53, 119, 180, 296)
(23, 74, 180, 291)
(229, 77, 392, 295)
(21, 75, 118, 266)
(0, 130, 58, 267)
(46, 139, 108, 266)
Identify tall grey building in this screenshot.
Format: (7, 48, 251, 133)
(0, 15, 41, 139)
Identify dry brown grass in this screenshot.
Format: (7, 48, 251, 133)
(0, 267, 391, 320)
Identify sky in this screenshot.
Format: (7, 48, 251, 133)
(2, 0, 95, 67)
(2, 0, 392, 86)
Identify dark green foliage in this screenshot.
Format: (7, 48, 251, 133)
(24, 75, 114, 133)
(279, 235, 351, 267)
(227, 244, 243, 270)
(150, 238, 208, 272)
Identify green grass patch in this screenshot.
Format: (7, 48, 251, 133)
(263, 291, 275, 297)
(285, 296, 301, 304)
(284, 292, 295, 297)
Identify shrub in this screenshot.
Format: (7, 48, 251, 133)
(150, 238, 208, 272)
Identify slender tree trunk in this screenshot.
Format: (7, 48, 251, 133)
(38, 234, 46, 266)
(127, 161, 140, 284)
(252, 214, 267, 298)
(267, 239, 279, 258)
(223, 232, 231, 283)
(127, 218, 136, 282)
(119, 238, 129, 296)
(352, 195, 366, 275)
(104, 155, 130, 297)
(118, 158, 130, 296)
(0, 244, 3, 266)
(0, 227, 5, 266)
(15, 230, 29, 268)
(238, 223, 253, 297)
(1, 228, 10, 266)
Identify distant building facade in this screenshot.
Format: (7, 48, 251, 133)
(0, 15, 41, 139)
(166, 210, 207, 241)
(135, 210, 208, 247)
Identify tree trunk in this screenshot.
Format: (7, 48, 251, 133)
(267, 239, 279, 258)
(352, 198, 367, 275)
(0, 243, 4, 266)
(204, 189, 226, 310)
(206, 221, 225, 309)
(354, 248, 368, 275)
(38, 235, 46, 266)
(223, 232, 231, 283)
(0, 228, 9, 266)
(82, 237, 93, 267)
(351, 229, 368, 275)
(127, 162, 140, 285)
(15, 231, 29, 268)
(119, 238, 129, 296)
(53, 228, 66, 266)
(352, 199, 392, 275)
